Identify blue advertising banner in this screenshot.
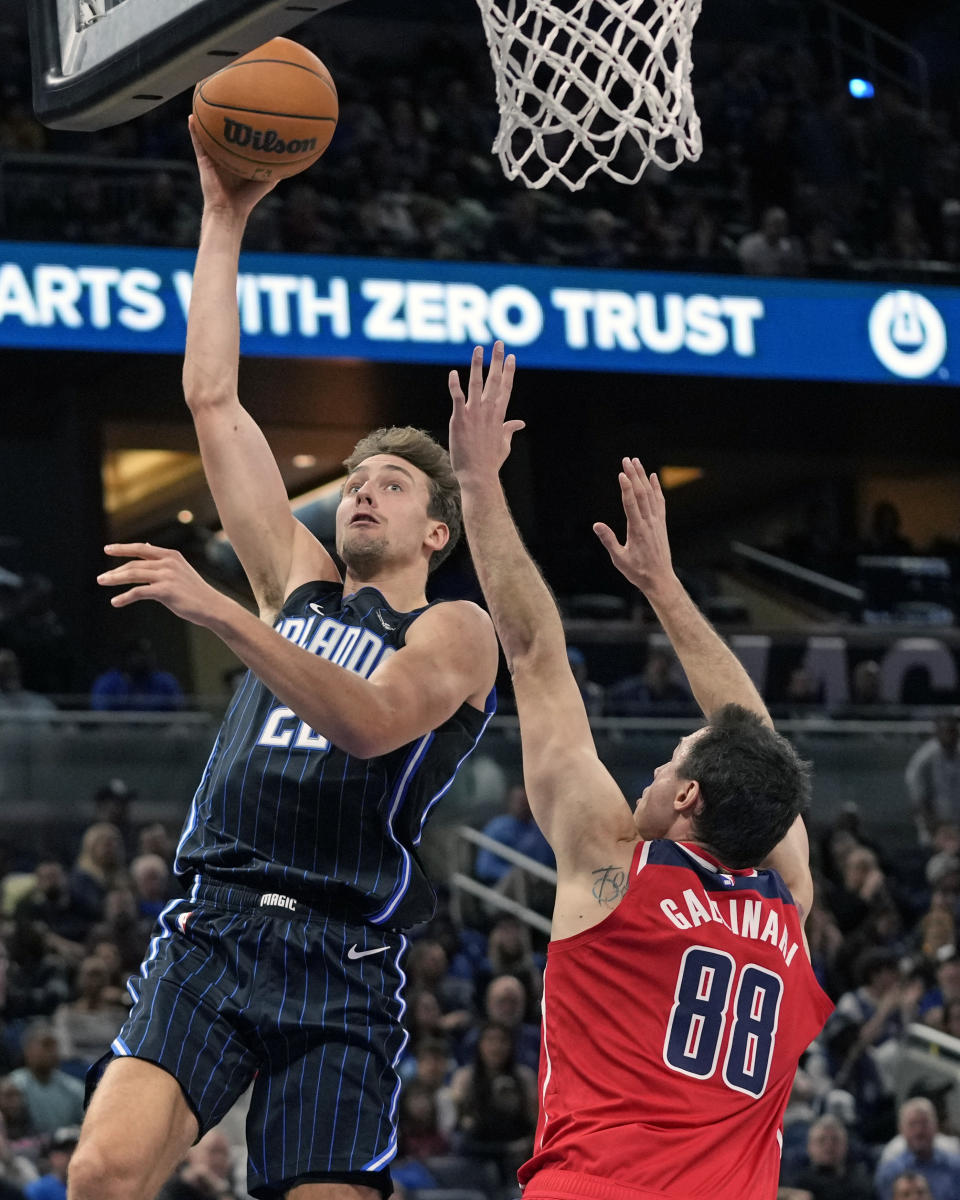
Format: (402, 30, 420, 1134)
(0, 241, 956, 384)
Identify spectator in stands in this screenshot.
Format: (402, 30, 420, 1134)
(6, 1023, 83, 1135)
(566, 646, 604, 718)
(605, 647, 691, 716)
(0, 650, 56, 717)
(876, 1087, 960, 1167)
(85, 887, 151, 974)
(135, 822, 175, 865)
(805, 899, 845, 998)
(906, 716, 960, 842)
(829, 948, 920, 1083)
(875, 1097, 960, 1200)
(926, 853, 960, 905)
(22, 1125, 77, 1200)
(67, 823, 126, 924)
(780, 1113, 874, 1200)
(861, 501, 914, 557)
(155, 1129, 241, 1200)
(737, 205, 807, 276)
(84, 939, 128, 1007)
(916, 906, 956, 966)
(892, 1173, 934, 1200)
(2, 922, 70, 1023)
(0, 1111, 37, 1193)
(806, 218, 853, 276)
(848, 659, 883, 708)
(397, 1078, 451, 1160)
(827, 843, 892, 935)
(473, 783, 555, 889)
(128, 854, 171, 922)
(916, 945, 960, 1029)
(942, 997, 960, 1039)
(840, 901, 911, 989)
(457, 974, 540, 1073)
(89, 638, 184, 712)
(50, 956, 127, 1074)
(398, 1031, 454, 1092)
(405, 940, 475, 1033)
(0, 1078, 34, 1146)
(13, 863, 87, 955)
(449, 1021, 538, 1185)
(823, 947, 915, 1142)
(420, 905, 488, 987)
(90, 779, 135, 852)
(779, 665, 826, 717)
(402, 991, 454, 1068)
(479, 914, 543, 1019)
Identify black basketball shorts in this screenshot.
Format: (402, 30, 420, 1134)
(103, 880, 407, 1199)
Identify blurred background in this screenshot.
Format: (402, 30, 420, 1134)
(2, 1, 960, 1197)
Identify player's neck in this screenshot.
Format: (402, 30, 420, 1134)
(342, 564, 429, 614)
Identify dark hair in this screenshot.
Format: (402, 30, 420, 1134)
(677, 704, 811, 869)
(853, 946, 899, 988)
(343, 427, 461, 572)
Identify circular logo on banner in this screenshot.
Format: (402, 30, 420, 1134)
(868, 290, 947, 379)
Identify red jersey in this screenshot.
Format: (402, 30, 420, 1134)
(518, 839, 832, 1200)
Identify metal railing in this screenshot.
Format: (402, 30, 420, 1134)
(730, 541, 865, 606)
(0, 152, 196, 240)
(806, 0, 930, 112)
(449, 825, 556, 937)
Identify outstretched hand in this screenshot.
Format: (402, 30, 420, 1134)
(448, 341, 524, 483)
(188, 114, 279, 221)
(97, 543, 223, 627)
(593, 458, 675, 594)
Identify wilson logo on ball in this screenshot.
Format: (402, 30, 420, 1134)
(221, 118, 318, 156)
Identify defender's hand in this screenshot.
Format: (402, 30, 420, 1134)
(97, 542, 221, 627)
(188, 115, 279, 221)
(593, 457, 675, 594)
(448, 341, 524, 484)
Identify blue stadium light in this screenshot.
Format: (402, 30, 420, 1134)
(848, 78, 875, 99)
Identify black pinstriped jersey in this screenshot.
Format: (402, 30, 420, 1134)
(174, 580, 495, 928)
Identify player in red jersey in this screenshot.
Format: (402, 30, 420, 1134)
(448, 343, 833, 1200)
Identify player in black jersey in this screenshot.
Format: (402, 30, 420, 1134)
(68, 124, 499, 1200)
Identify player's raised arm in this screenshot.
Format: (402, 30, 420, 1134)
(182, 118, 337, 620)
(449, 345, 634, 864)
(594, 458, 770, 727)
(594, 459, 813, 914)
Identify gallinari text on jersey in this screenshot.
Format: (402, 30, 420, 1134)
(659, 890, 801, 966)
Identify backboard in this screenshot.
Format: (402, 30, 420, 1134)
(29, 0, 351, 131)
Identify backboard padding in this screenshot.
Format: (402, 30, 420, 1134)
(29, 0, 351, 131)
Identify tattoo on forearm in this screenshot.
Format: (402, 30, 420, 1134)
(592, 866, 627, 906)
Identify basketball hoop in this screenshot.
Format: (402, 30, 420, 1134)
(476, 0, 703, 191)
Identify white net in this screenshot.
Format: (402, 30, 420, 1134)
(476, 0, 703, 191)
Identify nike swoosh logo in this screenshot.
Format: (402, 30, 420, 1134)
(347, 944, 388, 960)
(309, 603, 325, 615)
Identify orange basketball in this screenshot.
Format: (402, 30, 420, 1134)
(192, 37, 338, 181)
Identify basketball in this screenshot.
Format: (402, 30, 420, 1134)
(192, 37, 338, 181)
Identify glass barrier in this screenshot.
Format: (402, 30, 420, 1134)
(0, 711, 928, 866)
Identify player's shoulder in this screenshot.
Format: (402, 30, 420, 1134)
(410, 598, 495, 642)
